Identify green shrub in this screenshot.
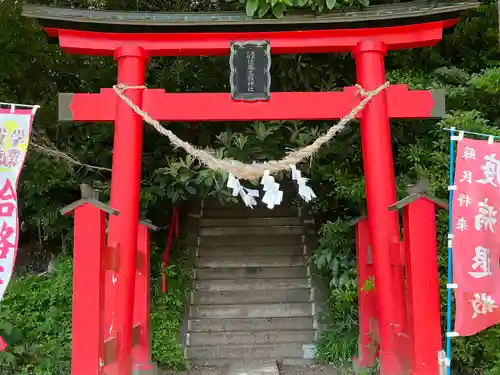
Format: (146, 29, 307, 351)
(0, 259, 73, 375)
(150, 259, 191, 370)
(0, 248, 190, 374)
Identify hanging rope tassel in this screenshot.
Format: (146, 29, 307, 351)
(162, 207, 179, 293)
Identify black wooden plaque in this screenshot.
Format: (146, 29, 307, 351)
(229, 41, 271, 101)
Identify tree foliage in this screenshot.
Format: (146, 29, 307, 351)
(0, 0, 499, 373)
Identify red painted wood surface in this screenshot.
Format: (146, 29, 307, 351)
(401, 198, 442, 375)
(105, 45, 149, 375)
(44, 19, 457, 56)
(162, 207, 179, 293)
(354, 218, 378, 369)
(71, 203, 106, 375)
(354, 39, 403, 375)
(61, 85, 442, 122)
(131, 223, 154, 372)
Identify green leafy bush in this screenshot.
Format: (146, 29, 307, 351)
(0, 245, 191, 374)
(150, 254, 191, 370)
(0, 260, 73, 375)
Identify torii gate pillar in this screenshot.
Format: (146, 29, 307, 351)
(354, 40, 405, 374)
(106, 45, 149, 374)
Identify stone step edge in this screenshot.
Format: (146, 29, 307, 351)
(196, 255, 306, 260)
(188, 359, 316, 367)
(195, 260, 307, 269)
(195, 256, 307, 261)
(194, 278, 310, 284)
(193, 269, 308, 280)
(184, 343, 316, 359)
(190, 289, 312, 304)
(200, 227, 304, 235)
(201, 225, 303, 229)
(186, 329, 317, 334)
(184, 343, 316, 350)
(193, 280, 310, 291)
(185, 331, 316, 347)
(189, 302, 313, 314)
(196, 254, 306, 259)
(187, 317, 316, 332)
(200, 219, 302, 227)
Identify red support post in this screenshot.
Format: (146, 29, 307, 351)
(401, 198, 442, 375)
(106, 45, 149, 375)
(70, 203, 107, 375)
(353, 218, 378, 369)
(131, 223, 155, 374)
(353, 39, 405, 375)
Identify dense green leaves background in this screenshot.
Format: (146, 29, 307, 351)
(0, 0, 500, 374)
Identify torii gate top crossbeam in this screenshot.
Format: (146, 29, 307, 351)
(42, 21, 454, 56)
(23, 1, 479, 56)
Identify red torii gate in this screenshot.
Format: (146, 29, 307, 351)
(22, 3, 476, 375)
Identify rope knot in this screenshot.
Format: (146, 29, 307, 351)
(116, 83, 147, 91)
(355, 84, 368, 97)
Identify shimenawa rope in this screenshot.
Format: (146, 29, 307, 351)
(112, 82, 389, 180)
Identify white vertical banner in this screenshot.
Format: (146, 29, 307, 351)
(0, 106, 38, 302)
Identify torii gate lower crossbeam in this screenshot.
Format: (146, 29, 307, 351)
(59, 85, 443, 122)
(48, 20, 452, 375)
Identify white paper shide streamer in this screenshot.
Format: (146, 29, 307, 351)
(227, 173, 259, 208)
(290, 165, 316, 202)
(260, 171, 283, 209)
(226, 165, 315, 209)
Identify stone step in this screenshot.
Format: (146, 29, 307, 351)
(202, 208, 298, 219)
(200, 226, 303, 237)
(200, 235, 302, 247)
(191, 303, 312, 319)
(190, 358, 316, 367)
(197, 256, 305, 269)
(197, 245, 304, 258)
(188, 317, 314, 332)
(186, 343, 308, 360)
(188, 330, 315, 346)
(201, 217, 302, 227)
(192, 289, 311, 305)
(195, 266, 307, 280)
(227, 361, 279, 375)
(194, 278, 309, 292)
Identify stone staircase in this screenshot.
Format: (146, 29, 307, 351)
(184, 200, 319, 367)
